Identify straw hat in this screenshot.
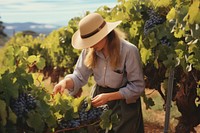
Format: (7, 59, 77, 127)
(71, 13, 122, 49)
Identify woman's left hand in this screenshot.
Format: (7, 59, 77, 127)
(91, 93, 110, 107)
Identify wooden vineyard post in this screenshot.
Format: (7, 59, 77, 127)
(164, 67, 175, 133)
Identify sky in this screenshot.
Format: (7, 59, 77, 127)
(0, 0, 118, 26)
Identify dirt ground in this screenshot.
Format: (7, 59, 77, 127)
(144, 122, 200, 133)
(144, 122, 164, 133)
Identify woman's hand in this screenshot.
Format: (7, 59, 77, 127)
(92, 93, 110, 107)
(53, 79, 67, 95)
(53, 78, 74, 95)
(92, 91, 124, 107)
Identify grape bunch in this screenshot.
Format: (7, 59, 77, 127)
(58, 100, 108, 130)
(160, 36, 171, 47)
(10, 93, 37, 118)
(58, 119, 81, 129)
(144, 8, 166, 35)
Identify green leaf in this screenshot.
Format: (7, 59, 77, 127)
(195, 84, 200, 106)
(36, 57, 46, 70)
(100, 110, 112, 130)
(197, 84, 200, 97)
(45, 115, 57, 128)
(142, 93, 155, 109)
(27, 112, 45, 132)
(111, 113, 120, 125)
(0, 100, 7, 126)
(163, 54, 176, 68)
(8, 107, 17, 124)
(37, 100, 51, 118)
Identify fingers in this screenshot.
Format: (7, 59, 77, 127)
(53, 84, 64, 95)
(92, 95, 104, 107)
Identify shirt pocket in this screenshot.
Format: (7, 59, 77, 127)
(106, 70, 124, 88)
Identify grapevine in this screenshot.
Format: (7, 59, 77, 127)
(0, 0, 200, 132)
(57, 99, 109, 131)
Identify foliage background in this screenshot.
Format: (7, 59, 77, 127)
(0, 0, 200, 132)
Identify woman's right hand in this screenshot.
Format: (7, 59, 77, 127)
(53, 79, 67, 95)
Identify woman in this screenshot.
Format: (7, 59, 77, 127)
(53, 13, 145, 133)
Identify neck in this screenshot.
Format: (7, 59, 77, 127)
(102, 45, 108, 58)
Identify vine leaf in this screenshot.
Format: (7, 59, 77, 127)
(20, 46, 28, 53)
(72, 96, 85, 112)
(85, 97, 92, 111)
(0, 100, 7, 126)
(100, 110, 113, 130)
(36, 57, 46, 70)
(111, 113, 120, 125)
(8, 107, 17, 124)
(183, 0, 200, 24)
(150, 0, 171, 7)
(27, 112, 45, 133)
(166, 7, 175, 21)
(27, 55, 37, 64)
(140, 48, 152, 65)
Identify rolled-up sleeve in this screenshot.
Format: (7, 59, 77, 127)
(119, 44, 145, 104)
(65, 49, 92, 96)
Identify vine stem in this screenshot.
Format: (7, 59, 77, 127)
(54, 120, 100, 133)
(164, 67, 175, 133)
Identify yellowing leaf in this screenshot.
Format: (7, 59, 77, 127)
(72, 96, 85, 112)
(140, 48, 152, 65)
(174, 28, 185, 38)
(151, 0, 171, 7)
(20, 46, 28, 53)
(195, 12, 200, 24)
(184, 0, 200, 24)
(27, 55, 38, 63)
(54, 112, 63, 119)
(85, 97, 92, 111)
(167, 7, 176, 20)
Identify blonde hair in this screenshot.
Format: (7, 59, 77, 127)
(84, 30, 121, 69)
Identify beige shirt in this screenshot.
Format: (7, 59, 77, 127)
(66, 39, 145, 103)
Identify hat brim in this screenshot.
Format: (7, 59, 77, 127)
(72, 20, 122, 49)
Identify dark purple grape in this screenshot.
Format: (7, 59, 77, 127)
(10, 93, 36, 118)
(144, 8, 166, 35)
(160, 37, 171, 46)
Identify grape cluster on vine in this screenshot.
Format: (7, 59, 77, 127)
(57, 100, 109, 130)
(10, 93, 37, 118)
(160, 36, 171, 47)
(144, 8, 166, 35)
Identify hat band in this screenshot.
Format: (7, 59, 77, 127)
(81, 21, 106, 39)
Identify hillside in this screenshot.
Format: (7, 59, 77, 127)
(4, 22, 61, 37)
